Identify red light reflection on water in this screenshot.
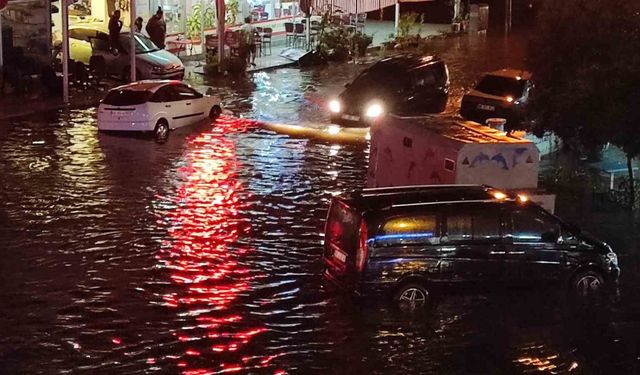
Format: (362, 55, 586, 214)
(158, 118, 281, 373)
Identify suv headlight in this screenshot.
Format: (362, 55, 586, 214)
(152, 66, 163, 73)
(365, 103, 383, 118)
(329, 99, 341, 113)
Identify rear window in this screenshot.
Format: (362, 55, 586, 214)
(475, 75, 526, 98)
(102, 89, 151, 106)
(412, 62, 448, 88)
(326, 200, 360, 252)
(376, 215, 439, 246)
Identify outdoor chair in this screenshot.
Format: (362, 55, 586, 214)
(205, 34, 219, 55)
(262, 27, 273, 55)
(294, 23, 305, 48)
(255, 28, 263, 57)
(284, 22, 295, 46)
(224, 31, 241, 57)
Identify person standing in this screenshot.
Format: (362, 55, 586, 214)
(108, 10, 123, 51)
(146, 7, 167, 49)
(240, 16, 257, 66)
(134, 17, 144, 33)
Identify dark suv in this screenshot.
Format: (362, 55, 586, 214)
(460, 69, 532, 128)
(328, 55, 449, 127)
(323, 185, 619, 309)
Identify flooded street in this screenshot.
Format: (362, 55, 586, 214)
(1, 34, 639, 374)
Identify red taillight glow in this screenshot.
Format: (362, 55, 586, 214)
(355, 220, 368, 272)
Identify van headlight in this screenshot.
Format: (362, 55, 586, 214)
(365, 103, 383, 118)
(606, 251, 618, 267)
(329, 99, 341, 113)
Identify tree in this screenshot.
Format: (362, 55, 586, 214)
(526, 0, 640, 208)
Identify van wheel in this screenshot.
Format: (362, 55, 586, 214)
(571, 270, 605, 297)
(209, 105, 222, 120)
(394, 283, 429, 311)
(154, 119, 169, 141)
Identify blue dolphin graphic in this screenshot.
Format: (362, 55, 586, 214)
(470, 152, 490, 168)
(491, 153, 509, 170)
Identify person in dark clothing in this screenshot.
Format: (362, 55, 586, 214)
(108, 10, 123, 52)
(134, 17, 144, 33)
(146, 7, 167, 49)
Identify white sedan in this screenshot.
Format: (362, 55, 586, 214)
(97, 80, 222, 139)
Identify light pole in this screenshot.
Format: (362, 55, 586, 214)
(130, 0, 136, 82)
(62, 0, 69, 103)
(505, 0, 512, 35)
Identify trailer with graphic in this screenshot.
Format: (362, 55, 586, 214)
(367, 114, 555, 211)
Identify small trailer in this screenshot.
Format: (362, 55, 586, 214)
(367, 114, 555, 211)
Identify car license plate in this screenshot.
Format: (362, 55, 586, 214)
(111, 110, 130, 117)
(333, 249, 347, 263)
(341, 114, 360, 121)
(477, 104, 495, 111)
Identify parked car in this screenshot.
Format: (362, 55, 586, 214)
(323, 185, 620, 310)
(460, 69, 532, 127)
(69, 25, 184, 81)
(97, 80, 222, 139)
(328, 55, 449, 127)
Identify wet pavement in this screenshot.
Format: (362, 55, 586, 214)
(1, 34, 640, 374)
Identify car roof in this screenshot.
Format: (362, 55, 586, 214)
(336, 185, 510, 212)
(486, 69, 532, 81)
(69, 24, 136, 36)
(372, 54, 444, 73)
(111, 80, 184, 93)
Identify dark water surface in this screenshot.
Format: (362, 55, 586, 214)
(1, 34, 639, 374)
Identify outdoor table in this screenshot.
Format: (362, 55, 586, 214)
(167, 39, 195, 57)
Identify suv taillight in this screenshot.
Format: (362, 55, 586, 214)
(355, 220, 368, 272)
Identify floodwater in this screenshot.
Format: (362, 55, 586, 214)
(1, 34, 639, 374)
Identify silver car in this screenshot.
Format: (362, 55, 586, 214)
(69, 25, 184, 81)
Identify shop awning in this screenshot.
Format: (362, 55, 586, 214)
(313, 0, 432, 14)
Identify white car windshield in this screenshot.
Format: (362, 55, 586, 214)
(119, 33, 161, 54)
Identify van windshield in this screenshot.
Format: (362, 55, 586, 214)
(326, 201, 360, 252)
(475, 75, 526, 98)
(102, 89, 151, 106)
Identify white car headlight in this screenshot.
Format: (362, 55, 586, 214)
(365, 103, 383, 118)
(329, 99, 341, 113)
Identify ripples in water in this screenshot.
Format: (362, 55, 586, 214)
(1, 34, 639, 374)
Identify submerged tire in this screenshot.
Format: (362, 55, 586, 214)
(154, 119, 169, 142)
(394, 283, 430, 311)
(571, 270, 605, 297)
(209, 105, 222, 120)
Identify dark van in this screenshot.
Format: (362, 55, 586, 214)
(323, 185, 620, 309)
(328, 55, 449, 128)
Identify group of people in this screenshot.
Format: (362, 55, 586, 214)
(108, 7, 167, 52)
(107, 8, 261, 68)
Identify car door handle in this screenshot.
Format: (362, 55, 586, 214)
(165, 105, 171, 108)
(186, 102, 192, 106)
(508, 251, 526, 255)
